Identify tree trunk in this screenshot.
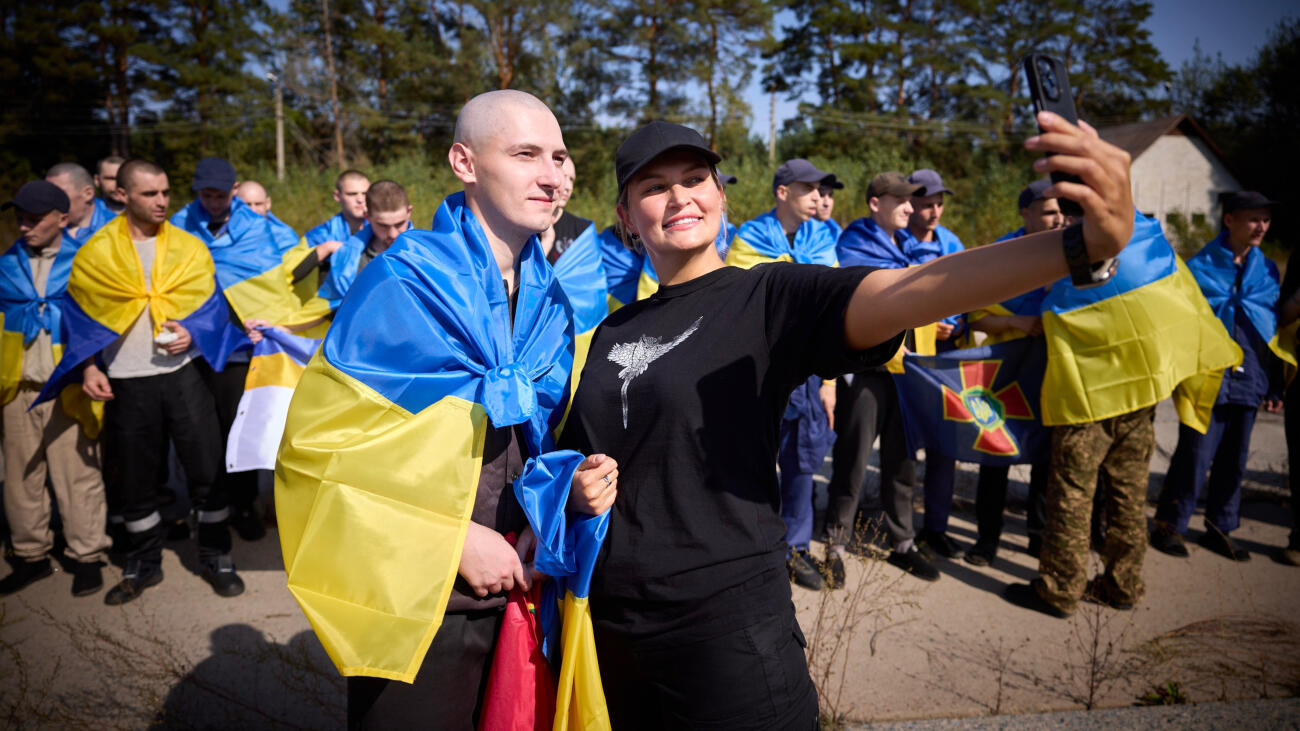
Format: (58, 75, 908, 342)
(321, 0, 345, 169)
(707, 17, 718, 148)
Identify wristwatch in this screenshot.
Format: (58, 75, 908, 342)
(1062, 223, 1118, 288)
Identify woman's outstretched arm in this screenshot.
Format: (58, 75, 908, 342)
(845, 112, 1133, 350)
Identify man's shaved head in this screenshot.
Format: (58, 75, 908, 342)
(47, 162, 94, 190)
(237, 180, 270, 215)
(454, 90, 555, 150)
(118, 159, 167, 192)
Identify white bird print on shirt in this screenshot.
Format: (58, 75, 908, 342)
(607, 317, 703, 428)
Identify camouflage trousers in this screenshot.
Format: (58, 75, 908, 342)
(1037, 405, 1156, 614)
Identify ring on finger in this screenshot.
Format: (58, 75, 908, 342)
(602, 474, 612, 486)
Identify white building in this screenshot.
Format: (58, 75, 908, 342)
(1098, 114, 1241, 228)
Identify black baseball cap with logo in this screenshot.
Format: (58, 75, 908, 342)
(1221, 190, 1278, 213)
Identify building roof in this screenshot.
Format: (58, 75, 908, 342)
(1097, 114, 1231, 168)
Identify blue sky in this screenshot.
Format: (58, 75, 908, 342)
(745, 0, 1298, 137)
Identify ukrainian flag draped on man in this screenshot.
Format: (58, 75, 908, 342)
(275, 192, 609, 728)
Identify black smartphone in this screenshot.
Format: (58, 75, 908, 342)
(1022, 53, 1082, 218)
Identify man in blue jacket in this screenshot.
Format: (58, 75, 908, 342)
(1152, 191, 1284, 562)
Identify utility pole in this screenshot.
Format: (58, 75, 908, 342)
(768, 83, 776, 164)
(322, 0, 345, 170)
(268, 71, 285, 182)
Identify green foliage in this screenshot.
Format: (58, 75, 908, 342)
(1138, 680, 1189, 706)
(1161, 210, 1218, 259)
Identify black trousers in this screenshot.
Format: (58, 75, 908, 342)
(105, 362, 225, 563)
(595, 608, 819, 731)
(824, 371, 916, 548)
(347, 609, 502, 731)
(195, 359, 259, 513)
(975, 461, 1048, 544)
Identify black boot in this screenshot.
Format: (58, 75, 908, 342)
(71, 560, 104, 597)
(0, 557, 53, 596)
(104, 560, 163, 605)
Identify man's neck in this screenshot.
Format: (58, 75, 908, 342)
(70, 207, 94, 232)
(344, 211, 364, 235)
(773, 205, 802, 236)
(1226, 233, 1252, 264)
(464, 191, 526, 292)
(871, 215, 898, 241)
(128, 216, 161, 242)
(908, 223, 935, 242)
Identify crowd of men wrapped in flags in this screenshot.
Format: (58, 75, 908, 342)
(1, 88, 1296, 728)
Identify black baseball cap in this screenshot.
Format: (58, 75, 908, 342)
(616, 122, 721, 194)
(1222, 190, 1277, 213)
(819, 174, 846, 192)
(1018, 179, 1053, 210)
(718, 169, 738, 187)
(192, 157, 237, 192)
(909, 169, 953, 197)
(2, 180, 70, 215)
(866, 171, 923, 200)
(773, 159, 832, 194)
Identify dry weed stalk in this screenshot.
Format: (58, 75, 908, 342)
(1136, 613, 1300, 703)
(806, 519, 917, 729)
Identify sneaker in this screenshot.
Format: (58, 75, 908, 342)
(71, 560, 104, 597)
(104, 561, 164, 605)
(1083, 576, 1134, 611)
(1281, 547, 1300, 567)
(0, 557, 53, 596)
(1003, 581, 1071, 619)
(234, 508, 266, 542)
(918, 529, 965, 560)
(201, 554, 245, 597)
(787, 549, 824, 591)
(1197, 529, 1250, 562)
(1149, 526, 1189, 558)
(964, 538, 998, 567)
(824, 549, 846, 590)
(888, 545, 940, 582)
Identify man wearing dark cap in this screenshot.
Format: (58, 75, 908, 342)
(824, 171, 942, 584)
(725, 158, 839, 591)
(0, 182, 111, 597)
(963, 180, 1063, 567)
(902, 168, 972, 560)
(816, 174, 845, 239)
(172, 157, 300, 542)
(1152, 191, 1286, 562)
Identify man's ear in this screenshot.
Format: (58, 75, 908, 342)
(56, 211, 69, 228)
(868, 196, 880, 215)
(332, 188, 342, 205)
(449, 142, 476, 185)
(774, 185, 788, 204)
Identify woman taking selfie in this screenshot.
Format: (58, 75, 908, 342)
(559, 114, 1133, 729)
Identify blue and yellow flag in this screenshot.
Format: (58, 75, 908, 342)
(1038, 212, 1242, 430)
(0, 232, 102, 436)
(822, 217, 842, 241)
(226, 328, 321, 473)
(275, 191, 580, 684)
(314, 222, 384, 309)
(837, 216, 938, 371)
(1186, 231, 1297, 368)
(515, 453, 612, 730)
(171, 197, 315, 328)
(68, 198, 118, 246)
(35, 217, 247, 409)
(551, 220, 607, 336)
(596, 226, 641, 311)
(726, 209, 836, 269)
(895, 338, 1051, 466)
(266, 211, 301, 255)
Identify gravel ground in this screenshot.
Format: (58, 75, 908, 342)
(856, 697, 1300, 729)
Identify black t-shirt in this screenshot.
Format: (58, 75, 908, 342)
(548, 210, 592, 264)
(559, 263, 901, 642)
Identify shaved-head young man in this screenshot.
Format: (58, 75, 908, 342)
(237, 180, 299, 253)
(46, 162, 116, 245)
(278, 89, 618, 727)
